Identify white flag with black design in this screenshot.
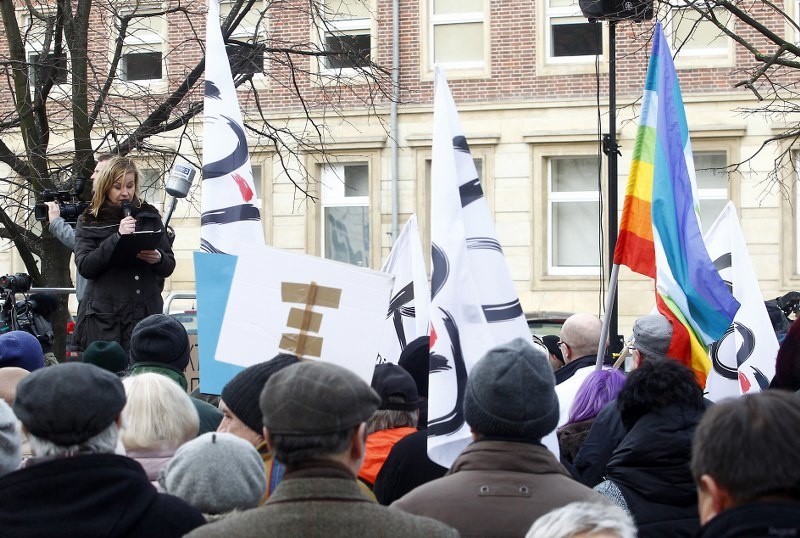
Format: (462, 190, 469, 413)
(378, 214, 430, 364)
(704, 202, 777, 401)
(427, 68, 536, 467)
(201, 0, 264, 255)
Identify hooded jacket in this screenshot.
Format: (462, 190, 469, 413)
(0, 453, 205, 537)
(600, 403, 704, 537)
(74, 201, 175, 352)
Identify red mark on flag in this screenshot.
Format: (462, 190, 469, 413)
(232, 173, 254, 202)
(739, 371, 751, 393)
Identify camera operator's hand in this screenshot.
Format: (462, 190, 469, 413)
(118, 216, 136, 236)
(45, 201, 61, 222)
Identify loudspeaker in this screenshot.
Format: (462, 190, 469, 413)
(579, 0, 654, 22)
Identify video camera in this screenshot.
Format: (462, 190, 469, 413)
(0, 273, 32, 295)
(34, 175, 89, 225)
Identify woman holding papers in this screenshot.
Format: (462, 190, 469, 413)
(74, 156, 175, 357)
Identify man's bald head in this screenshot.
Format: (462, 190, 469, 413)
(559, 313, 602, 362)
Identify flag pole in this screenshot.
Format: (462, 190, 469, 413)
(597, 263, 620, 370)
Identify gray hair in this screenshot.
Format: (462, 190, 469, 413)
(28, 421, 120, 457)
(526, 502, 636, 538)
(366, 408, 418, 435)
(269, 428, 356, 467)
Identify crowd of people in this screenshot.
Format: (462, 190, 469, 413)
(0, 304, 797, 537)
(0, 154, 797, 535)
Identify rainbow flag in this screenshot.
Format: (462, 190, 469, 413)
(614, 23, 740, 385)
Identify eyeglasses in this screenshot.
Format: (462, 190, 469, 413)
(557, 339, 571, 352)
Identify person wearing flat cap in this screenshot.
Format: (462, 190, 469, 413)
(128, 314, 222, 434)
(358, 363, 420, 487)
(186, 360, 458, 538)
(0, 362, 206, 537)
(392, 338, 607, 537)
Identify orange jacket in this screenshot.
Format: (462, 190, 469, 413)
(358, 427, 417, 485)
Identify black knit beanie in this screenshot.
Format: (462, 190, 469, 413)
(221, 353, 300, 434)
(130, 314, 191, 370)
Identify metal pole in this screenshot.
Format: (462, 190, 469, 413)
(390, 0, 400, 242)
(603, 21, 622, 353)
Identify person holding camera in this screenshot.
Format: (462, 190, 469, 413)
(46, 154, 113, 302)
(74, 156, 175, 356)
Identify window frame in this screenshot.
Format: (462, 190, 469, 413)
(320, 161, 372, 267)
(546, 155, 603, 276)
(221, 0, 267, 78)
(421, 0, 490, 79)
(666, 4, 734, 68)
(544, 0, 603, 65)
(117, 7, 166, 84)
(21, 11, 70, 89)
(316, 0, 374, 76)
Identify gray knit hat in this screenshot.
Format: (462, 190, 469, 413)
(130, 314, 191, 370)
(221, 354, 301, 434)
(631, 314, 673, 361)
(160, 432, 267, 515)
(463, 338, 558, 440)
(0, 399, 21, 476)
(261, 361, 380, 435)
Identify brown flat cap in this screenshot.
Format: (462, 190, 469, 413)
(260, 361, 380, 436)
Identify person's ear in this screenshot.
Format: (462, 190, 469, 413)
(351, 423, 367, 463)
(697, 474, 733, 525)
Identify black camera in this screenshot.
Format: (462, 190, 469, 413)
(0, 273, 32, 294)
(34, 175, 89, 225)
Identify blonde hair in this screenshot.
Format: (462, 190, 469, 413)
(121, 373, 199, 452)
(90, 156, 141, 216)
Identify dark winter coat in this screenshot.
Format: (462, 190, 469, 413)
(557, 417, 595, 466)
(573, 401, 627, 486)
(186, 461, 458, 538)
(373, 429, 448, 505)
(601, 402, 705, 537)
(695, 501, 800, 537)
(392, 439, 608, 537)
(74, 201, 175, 352)
(0, 453, 206, 537)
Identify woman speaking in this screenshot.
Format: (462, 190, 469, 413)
(74, 156, 175, 356)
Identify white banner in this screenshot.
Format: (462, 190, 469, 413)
(427, 68, 537, 467)
(201, 0, 264, 255)
(215, 244, 394, 384)
(704, 201, 777, 400)
(377, 214, 430, 364)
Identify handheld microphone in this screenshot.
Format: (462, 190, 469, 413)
(121, 201, 133, 218)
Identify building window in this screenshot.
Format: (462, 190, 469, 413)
(669, 6, 731, 56)
(548, 156, 601, 273)
(23, 13, 68, 86)
(694, 151, 728, 234)
(139, 168, 164, 209)
(321, 162, 370, 266)
(120, 11, 165, 81)
(221, 0, 265, 75)
(546, 0, 602, 61)
(430, 0, 485, 69)
(321, 0, 372, 70)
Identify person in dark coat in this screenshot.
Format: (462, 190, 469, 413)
(373, 337, 448, 505)
(0, 362, 205, 537)
(392, 338, 607, 537)
(74, 156, 175, 354)
(692, 391, 800, 537)
(186, 361, 458, 538)
(128, 314, 222, 435)
(594, 359, 706, 537)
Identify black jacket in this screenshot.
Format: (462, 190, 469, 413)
(604, 403, 705, 537)
(696, 501, 800, 537)
(373, 429, 448, 505)
(74, 201, 175, 352)
(573, 401, 627, 486)
(0, 453, 206, 537)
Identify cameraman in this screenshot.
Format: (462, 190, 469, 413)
(46, 154, 113, 302)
